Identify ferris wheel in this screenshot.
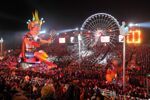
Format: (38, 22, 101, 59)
(79, 13, 120, 65)
(81, 13, 120, 48)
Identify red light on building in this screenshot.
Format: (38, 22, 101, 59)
(127, 30, 141, 44)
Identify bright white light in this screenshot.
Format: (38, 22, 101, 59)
(80, 28, 83, 30)
(129, 23, 134, 27)
(78, 34, 82, 41)
(41, 18, 44, 20)
(0, 38, 3, 43)
(136, 22, 150, 28)
(8, 50, 11, 53)
(135, 24, 138, 26)
(101, 36, 110, 43)
(70, 37, 75, 43)
(29, 64, 32, 67)
(59, 38, 66, 43)
(75, 27, 79, 30)
(39, 30, 46, 34)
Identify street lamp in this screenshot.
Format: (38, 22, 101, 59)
(119, 21, 129, 92)
(0, 37, 4, 58)
(78, 33, 82, 63)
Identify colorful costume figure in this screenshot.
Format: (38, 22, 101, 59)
(20, 11, 57, 68)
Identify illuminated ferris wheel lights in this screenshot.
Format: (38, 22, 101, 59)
(88, 30, 91, 33)
(81, 13, 120, 48)
(95, 30, 103, 36)
(108, 29, 112, 32)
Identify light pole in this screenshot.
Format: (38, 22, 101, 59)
(78, 33, 82, 67)
(120, 21, 129, 92)
(123, 35, 126, 92)
(0, 37, 4, 57)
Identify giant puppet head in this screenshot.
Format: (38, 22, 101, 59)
(27, 10, 45, 35)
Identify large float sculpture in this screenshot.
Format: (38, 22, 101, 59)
(19, 11, 57, 69)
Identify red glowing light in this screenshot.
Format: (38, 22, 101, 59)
(127, 30, 141, 44)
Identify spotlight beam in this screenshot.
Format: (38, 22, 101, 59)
(56, 28, 79, 35)
(137, 22, 150, 28)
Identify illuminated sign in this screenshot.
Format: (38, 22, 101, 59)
(101, 36, 110, 43)
(59, 38, 66, 43)
(119, 35, 124, 42)
(127, 30, 141, 44)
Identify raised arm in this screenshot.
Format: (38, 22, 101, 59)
(40, 38, 52, 44)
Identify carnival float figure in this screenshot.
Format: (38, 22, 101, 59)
(19, 11, 57, 68)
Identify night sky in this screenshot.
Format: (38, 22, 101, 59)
(0, 0, 150, 48)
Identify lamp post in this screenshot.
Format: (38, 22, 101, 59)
(0, 38, 4, 59)
(120, 21, 129, 92)
(78, 33, 82, 67)
(123, 35, 126, 92)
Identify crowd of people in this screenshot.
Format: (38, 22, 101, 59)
(0, 44, 150, 99)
